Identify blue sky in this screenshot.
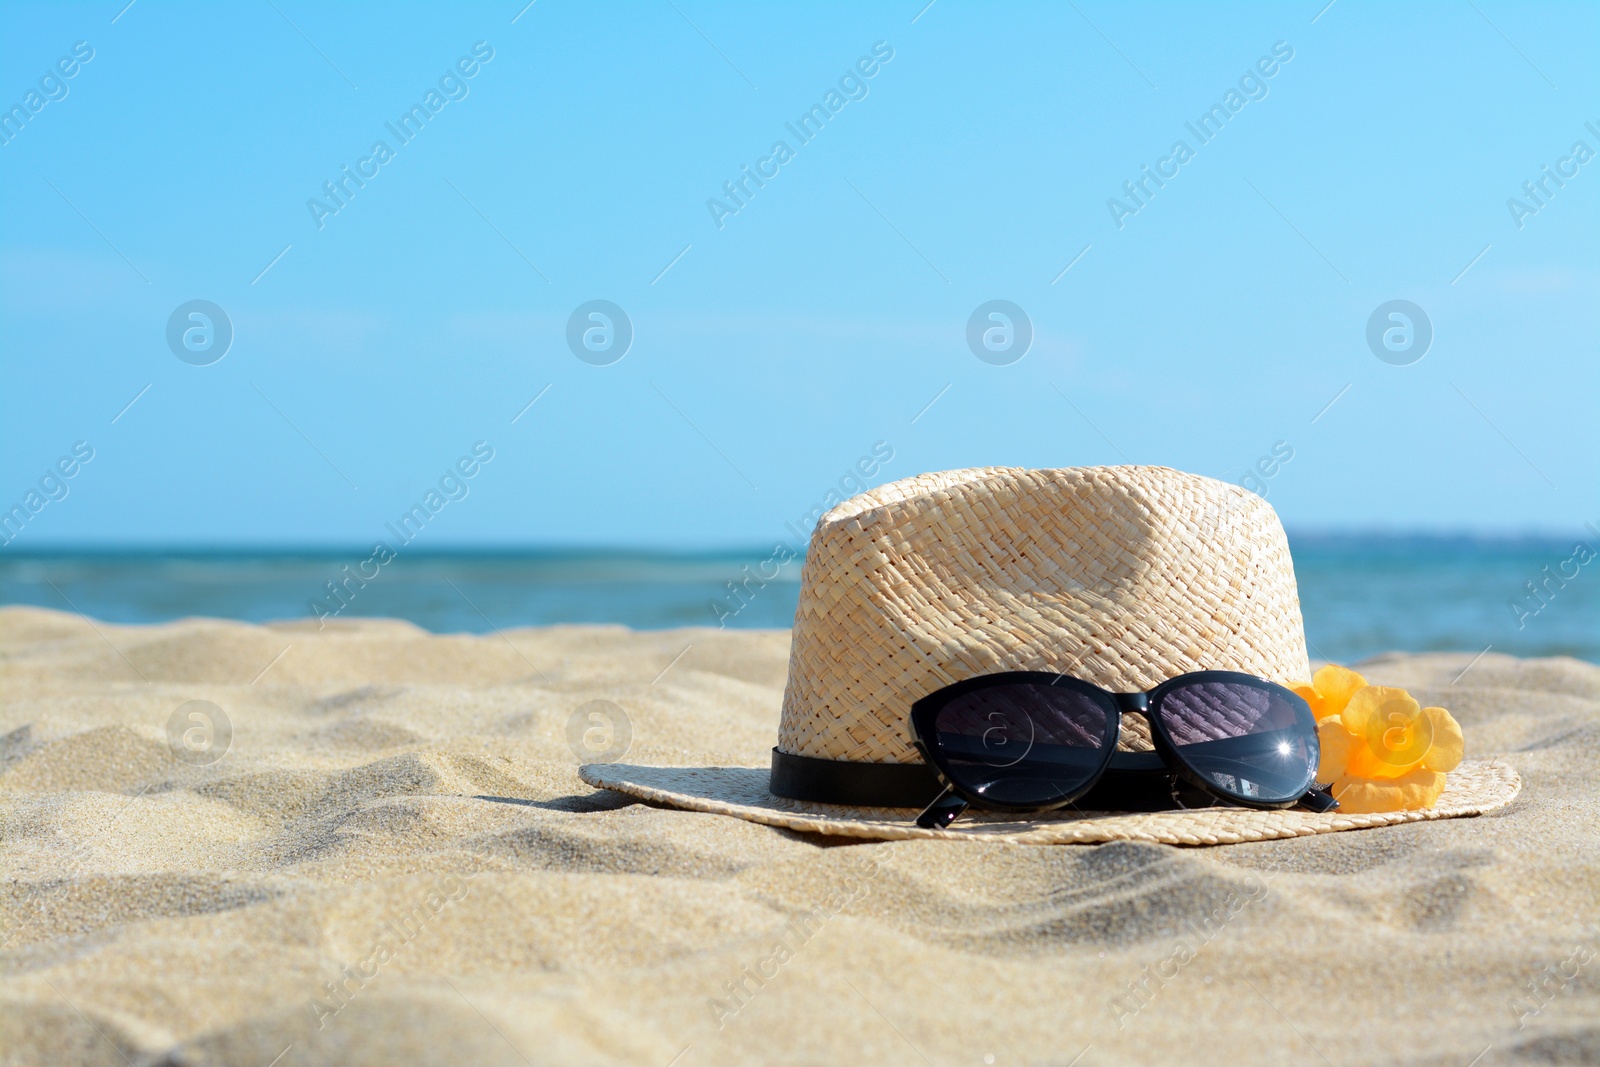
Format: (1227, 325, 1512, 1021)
(2, 0, 1595, 549)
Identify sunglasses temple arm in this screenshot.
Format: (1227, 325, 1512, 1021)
(916, 785, 968, 830)
(1297, 785, 1339, 813)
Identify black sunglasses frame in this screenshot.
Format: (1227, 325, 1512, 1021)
(908, 669, 1330, 828)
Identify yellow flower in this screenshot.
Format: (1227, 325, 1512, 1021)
(1341, 686, 1429, 778)
(1292, 664, 1368, 721)
(1315, 716, 1358, 783)
(1293, 666, 1465, 813)
(1332, 768, 1448, 814)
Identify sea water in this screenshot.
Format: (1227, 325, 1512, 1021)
(1, 535, 1593, 664)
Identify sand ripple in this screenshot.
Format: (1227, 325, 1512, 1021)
(1, 606, 1596, 1066)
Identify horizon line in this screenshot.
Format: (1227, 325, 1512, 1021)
(0, 527, 1591, 559)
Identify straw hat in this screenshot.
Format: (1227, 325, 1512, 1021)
(580, 466, 1520, 845)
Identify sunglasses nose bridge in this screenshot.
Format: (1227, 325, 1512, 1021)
(1113, 692, 1151, 714)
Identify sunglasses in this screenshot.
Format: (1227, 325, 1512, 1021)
(909, 669, 1337, 829)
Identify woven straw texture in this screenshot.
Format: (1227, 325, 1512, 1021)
(579, 760, 1521, 845)
(777, 465, 1310, 765)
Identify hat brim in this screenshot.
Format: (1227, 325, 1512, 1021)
(577, 759, 1521, 845)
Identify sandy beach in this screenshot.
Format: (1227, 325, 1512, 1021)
(2, 604, 1596, 1067)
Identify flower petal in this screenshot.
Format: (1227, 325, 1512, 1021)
(1420, 706, 1464, 772)
(1338, 685, 1404, 737)
(1310, 664, 1367, 718)
(1341, 686, 1430, 778)
(1332, 769, 1447, 813)
(1316, 715, 1357, 784)
(1292, 683, 1324, 719)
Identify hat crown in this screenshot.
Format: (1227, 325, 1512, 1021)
(777, 465, 1311, 765)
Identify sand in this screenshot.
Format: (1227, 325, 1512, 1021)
(1, 604, 1596, 1067)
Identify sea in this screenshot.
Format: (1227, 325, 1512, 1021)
(1, 535, 1595, 665)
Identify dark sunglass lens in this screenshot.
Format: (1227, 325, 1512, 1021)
(930, 683, 1112, 807)
(1153, 680, 1315, 803)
